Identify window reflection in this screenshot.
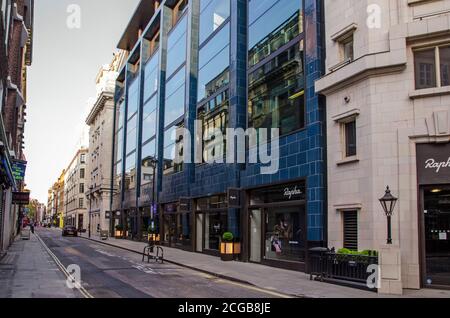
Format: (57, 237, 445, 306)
(199, 0, 230, 44)
(141, 139, 156, 186)
(125, 152, 136, 190)
(163, 123, 184, 175)
(167, 14, 187, 77)
(165, 66, 186, 127)
(198, 23, 230, 102)
(127, 77, 140, 118)
(197, 90, 229, 163)
(248, 42, 305, 135)
(143, 53, 159, 102)
(248, 0, 303, 67)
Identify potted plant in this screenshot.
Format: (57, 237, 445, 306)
(220, 232, 240, 261)
(115, 224, 124, 238)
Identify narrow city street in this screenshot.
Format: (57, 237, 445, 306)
(35, 228, 288, 298)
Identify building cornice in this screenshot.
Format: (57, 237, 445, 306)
(86, 91, 114, 125)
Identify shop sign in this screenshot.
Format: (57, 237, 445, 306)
(12, 191, 30, 205)
(179, 198, 190, 212)
(11, 160, 27, 182)
(228, 188, 240, 208)
(417, 143, 450, 185)
(250, 181, 306, 204)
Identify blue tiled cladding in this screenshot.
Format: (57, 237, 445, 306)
(160, 172, 189, 204)
(240, 0, 326, 242)
(115, 0, 325, 242)
(190, 164, 238, 198)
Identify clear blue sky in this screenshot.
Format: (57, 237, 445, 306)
(26, 0, 139, 203)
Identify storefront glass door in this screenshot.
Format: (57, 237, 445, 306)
(250, 209, 262, 263)
(424, 187, 450, 286)
(204, 212, 227, 252)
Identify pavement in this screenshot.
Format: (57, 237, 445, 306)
(0, 232, 81, 298)
(78, 230, 450, 299)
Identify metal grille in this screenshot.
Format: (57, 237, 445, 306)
(343, 211, 358, 251)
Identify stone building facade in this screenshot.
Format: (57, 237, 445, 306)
(64, 148, 88, 231)
(85, 52, 124, 236)
(316, 0, 450, 290)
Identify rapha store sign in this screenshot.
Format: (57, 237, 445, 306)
(417, 143, 450, 184)
(284, 186, 303, 199)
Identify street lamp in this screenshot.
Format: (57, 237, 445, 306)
(379, 186, 398, 245)
(88, 185, 93, 238)
(149, 158, 158, 231)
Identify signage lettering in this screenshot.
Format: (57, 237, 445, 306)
(284, 186, 303, 199)
(425, 157, 450, 173)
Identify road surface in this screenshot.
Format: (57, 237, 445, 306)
(36, 228, 288, 298)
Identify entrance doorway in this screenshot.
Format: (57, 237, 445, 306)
(422, 186, 450, 287)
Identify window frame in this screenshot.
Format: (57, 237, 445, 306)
(413, 44, 450, 90)
(343, 120, 357, 159)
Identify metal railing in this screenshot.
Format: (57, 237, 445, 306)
(309, 249, 378, 285)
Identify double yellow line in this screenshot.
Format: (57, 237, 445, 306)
(35, 233, 94, 299)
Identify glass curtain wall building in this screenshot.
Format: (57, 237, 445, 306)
(111, 0, 325, 271)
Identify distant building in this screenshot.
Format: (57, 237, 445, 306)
(85, 52, 124, 236)
(64, 148, 88, 231)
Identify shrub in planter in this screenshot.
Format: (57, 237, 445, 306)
(115, 225, 124, 238)
(220, 232, 240, 261)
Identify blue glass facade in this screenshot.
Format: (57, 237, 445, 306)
(112, 0, 325, 270)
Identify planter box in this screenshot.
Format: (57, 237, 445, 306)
(148, 234, 161, 244)
(114, 230, 128, 238)
(220, 242, 241, 262)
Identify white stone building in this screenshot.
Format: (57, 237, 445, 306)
(316, 0, 450, 292)
(64, 148, 88, 230)
(85, 52, 124, 236)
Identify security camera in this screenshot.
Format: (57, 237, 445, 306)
(344, 96, 351, 103)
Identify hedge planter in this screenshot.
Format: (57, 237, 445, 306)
(220, 232, 240, 261)
(148, 233, 161, 244)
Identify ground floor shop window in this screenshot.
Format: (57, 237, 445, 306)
(264, 206, 306, 263)
(205, 211, 227, 251)
(196, 194, 228, 254)
(162, 203, 191, 249)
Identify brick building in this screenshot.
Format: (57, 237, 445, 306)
(0, 0, 34, 256)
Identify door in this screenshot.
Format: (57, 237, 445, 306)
(249, 209, 262, 263)
(423, 187, 450, 287)
(196, 213, 203, 252)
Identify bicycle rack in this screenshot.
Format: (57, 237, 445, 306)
(142, 244, 164, 264)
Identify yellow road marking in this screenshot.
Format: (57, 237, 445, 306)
(35, 233, 94, 299)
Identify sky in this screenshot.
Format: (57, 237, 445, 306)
(26, 0, 139, 203)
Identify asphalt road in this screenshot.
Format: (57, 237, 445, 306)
(36, 228, 286, 298)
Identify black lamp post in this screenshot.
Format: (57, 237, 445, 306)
(149, 158, 158, 233)
(379, 186, 398, 245)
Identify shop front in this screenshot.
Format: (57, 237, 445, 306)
(195, 195, 228, 257)
(161, 202, 192, 251)
(417, 143, 450, 288)
(246, 181, 307, 271)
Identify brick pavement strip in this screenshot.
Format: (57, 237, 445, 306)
(0, 233, 81, 298)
